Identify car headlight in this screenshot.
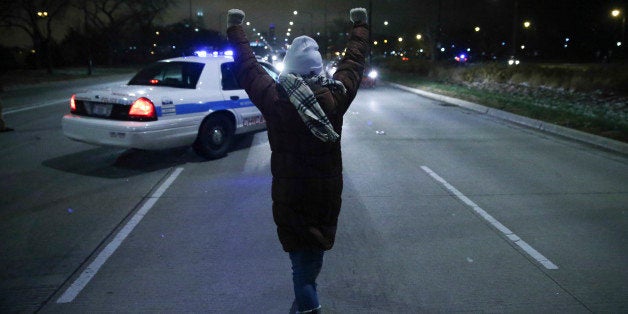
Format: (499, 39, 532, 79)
(368, 70, 378, 79)
(275, 61, 285, 72)
(328, 66, 337, 76)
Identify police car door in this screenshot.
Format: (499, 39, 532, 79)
(219, 62, 264, 133)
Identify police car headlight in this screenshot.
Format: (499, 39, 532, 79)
(368, 70, 378, 79)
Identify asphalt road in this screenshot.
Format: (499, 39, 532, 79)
(1, 79, 626, 313)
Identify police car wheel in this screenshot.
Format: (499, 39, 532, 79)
(194, 114, 234, 160)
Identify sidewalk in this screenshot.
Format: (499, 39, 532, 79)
(1, 72, 134, 93)
(0, 72, 134, 114)
(0, 68, 136, 92)
(388, 82, 628, 156)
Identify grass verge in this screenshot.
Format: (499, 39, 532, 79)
(383, 71, 627, 143)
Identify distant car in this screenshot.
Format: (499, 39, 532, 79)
(62, 54, 278, 159)
(507, 56, 521, 66)
(271, 50, 287, 72)
(454, 53, 468, 63)
(325, 60, 339, 77)
(326, 61, 377, 88)
(361, 67, 378, 88)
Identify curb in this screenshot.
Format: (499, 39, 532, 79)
(388, 82, 628, 156)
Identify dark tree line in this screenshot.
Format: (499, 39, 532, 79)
(0, 0, 229, 73)
(0, 0, 71, 73)
(77, 0, 179, 66)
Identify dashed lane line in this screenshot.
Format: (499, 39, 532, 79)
(56, 167, 185, 303)
(4, 98, 68, 115)
(421, 165, 559, 270)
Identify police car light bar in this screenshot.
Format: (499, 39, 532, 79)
(194, 50, 208, 57)
(194, 50, 234, 57)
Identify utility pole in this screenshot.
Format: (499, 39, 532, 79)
(511, 0, 519, 57)
(621, 12, 626, 49)
(432, 0, 442, 61)
(369, 0, 372, 65)
(324, 0, 328, 59)
(189, 0, 192, 23)
(83, 3, 92, 75)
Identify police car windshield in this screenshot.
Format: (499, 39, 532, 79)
(128, 61, 205, 89)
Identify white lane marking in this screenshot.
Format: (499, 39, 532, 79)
(56, 167, 185, 303)
(421, 166, 559, 270)
(3, 98, 68, 115)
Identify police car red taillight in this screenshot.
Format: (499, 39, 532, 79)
(70, 94, 77, 112)
(129, 97, 157, 120)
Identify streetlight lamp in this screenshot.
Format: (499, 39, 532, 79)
(523, 21, 531, 28)
(474, 26, 480, 32)
(612, 9, 621, 17)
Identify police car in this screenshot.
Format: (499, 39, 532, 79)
(62, 53, 277, 159)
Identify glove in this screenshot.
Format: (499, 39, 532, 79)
(227, 9, 245, 27)
(350, 7, 367, 24)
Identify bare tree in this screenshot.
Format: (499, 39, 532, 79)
(127, 0, 178, 29)
(80, 0, 131, 65)
(80, 0, 178, 65)
(0, 0, 71, 73)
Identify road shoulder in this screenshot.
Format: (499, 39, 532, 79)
(388, 82, 628, 156)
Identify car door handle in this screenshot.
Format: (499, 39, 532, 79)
(230, 96, 239, 101)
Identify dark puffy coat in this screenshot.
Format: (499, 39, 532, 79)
(227, 22, 369, 252)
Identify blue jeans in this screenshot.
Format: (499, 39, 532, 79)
(289, 249, 325, 312)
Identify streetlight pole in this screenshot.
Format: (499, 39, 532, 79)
(434, 0, 442, 61)
(619, 10, 625, 47)
(622, 14, 626, 47)
(324, 0, 328, 58)
(83, 4, 92, 75)
(369, 0, 372, 65)
(217, 12, 225, 35)
(611, 8, 626, 46)
(510, 0, 519, 57)
(611, 8, 625, 50)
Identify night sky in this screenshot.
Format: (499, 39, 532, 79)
(166, 0, 621, 36)
(166, 0, 624, 57)
(0, 0, 624, 59)
(166, 0, 378, 35)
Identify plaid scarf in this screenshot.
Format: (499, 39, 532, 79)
(278, 73, 346, 142)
